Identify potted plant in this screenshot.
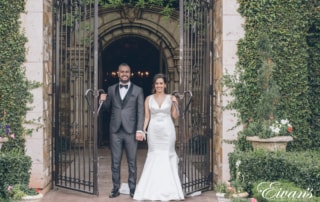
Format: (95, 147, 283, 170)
(242, 34, 294, 151)
(215, 182, 227, 199)
(7, 184, 42, 202)
(225, 160, 249, 199)
(225, 33, 294, 152)
(244, 117, 293, 151)
(228, 179, 248, 198)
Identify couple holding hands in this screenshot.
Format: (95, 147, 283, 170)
(100, 63, 184, 201)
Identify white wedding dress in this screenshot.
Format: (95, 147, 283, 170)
(133, 94, 185, 201)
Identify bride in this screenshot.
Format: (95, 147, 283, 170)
(133, 73, 185, 201)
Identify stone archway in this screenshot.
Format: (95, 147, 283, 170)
(95, 6, 181, 147)
(96, 6, 180, 91)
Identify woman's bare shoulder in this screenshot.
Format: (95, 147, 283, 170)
(145, 95, 152, 101)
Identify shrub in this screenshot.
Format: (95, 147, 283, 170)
(0, 151, 32, 199)
(229, 150, 320, 197)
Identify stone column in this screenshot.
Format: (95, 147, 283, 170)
(22, 0, 53, 190)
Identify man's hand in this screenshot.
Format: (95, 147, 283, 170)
(100, 93, 107, 101)
(136, 131, 145, 141)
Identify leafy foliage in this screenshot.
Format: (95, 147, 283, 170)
(7, 184, 38, 200)
(0, 1, 34, 200)
(215, 182, 227, 193)
(100, 0, 178, 14)
(0, 0, 37, 152)
(0, 151, 32, 199)
(225, 0, 320, 150)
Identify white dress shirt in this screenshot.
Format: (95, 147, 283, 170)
(119, 82, 130, 100)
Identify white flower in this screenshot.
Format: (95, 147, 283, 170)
(269, 125, 280, 134)
(236, 160, 241, 167)
(280, 119, 289, 125)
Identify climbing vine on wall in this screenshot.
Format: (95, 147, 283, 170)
(226, 0, 320, 150)
(0, 0, 37, 152)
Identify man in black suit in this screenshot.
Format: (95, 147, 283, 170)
(100, 63, 145, 198)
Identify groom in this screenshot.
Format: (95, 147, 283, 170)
(100, 63, 145, 198)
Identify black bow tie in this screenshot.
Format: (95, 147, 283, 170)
(120, 84, 128, 89)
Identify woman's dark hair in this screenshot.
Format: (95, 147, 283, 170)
(152, 73, 167, 94)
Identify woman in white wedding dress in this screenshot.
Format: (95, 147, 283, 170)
(133, 73, 184, 201)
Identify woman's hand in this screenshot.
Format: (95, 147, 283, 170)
(171, 95, 178, 103)
(171, 96, 179, 118)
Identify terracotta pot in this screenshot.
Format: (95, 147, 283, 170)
(246, 136, 293, 152)
(232, 191, 249, 198)
(216, 192, 231, 202)
(19, 193, 43, 202)
(216, 192, 226, 198)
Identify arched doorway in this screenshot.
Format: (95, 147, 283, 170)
(98, 36, 164, 146)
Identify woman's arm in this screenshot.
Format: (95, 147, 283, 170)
(136, 96, 150, 141)
(171, 95, 179, 119)
(143, 96, 151, 132)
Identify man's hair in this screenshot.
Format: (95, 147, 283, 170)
(118, 62, 131, 70)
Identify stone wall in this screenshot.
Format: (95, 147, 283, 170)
(221, 0, 244, 182)
(22, 0, 52, 189)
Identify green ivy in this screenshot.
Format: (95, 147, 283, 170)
(227, 0, 320, 150)
(100, 0, 178, 14)
(0, 0, 33, 152)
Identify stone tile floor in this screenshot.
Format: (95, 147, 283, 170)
(42, 147, 218, 202)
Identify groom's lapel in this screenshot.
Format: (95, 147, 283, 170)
(114, 84, 122, 104)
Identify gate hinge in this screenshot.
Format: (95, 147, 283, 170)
(209, 84, 214, 96)
(208, 0, 213, 8)
(49, 83, 55, 96)
(209, 171, 213, 183)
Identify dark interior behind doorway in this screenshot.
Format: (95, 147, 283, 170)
(98, 36, 163, 147)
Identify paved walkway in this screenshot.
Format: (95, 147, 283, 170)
(42, 147, 218, 202)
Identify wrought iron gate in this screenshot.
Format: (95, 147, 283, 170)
(177, 0, 213, 195)
(52, 0, 212, 196)
(53, 0, 99, 194)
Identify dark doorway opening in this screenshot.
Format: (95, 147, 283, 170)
(98, 36, 164, 147)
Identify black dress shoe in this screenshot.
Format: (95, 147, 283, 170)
(109, 190, 120, 198)
(130, 189, 135, 198)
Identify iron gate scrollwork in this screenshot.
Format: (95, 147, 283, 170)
(178, 0, 213, 195)
(53, 0, 99, 194)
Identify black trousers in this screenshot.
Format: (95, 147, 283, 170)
(110, 127, 138, 192)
